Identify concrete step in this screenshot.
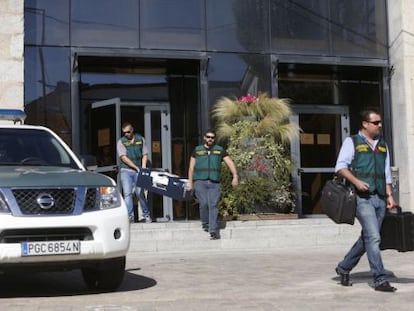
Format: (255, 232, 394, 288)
(128, 218, 361, 254)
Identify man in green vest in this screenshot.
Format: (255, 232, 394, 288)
(334, 108, 397, 292)
(117, 122, 151, 223)
(187, 129, 238, 240)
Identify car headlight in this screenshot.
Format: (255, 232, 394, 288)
(0, 192, 10, 213)
(99, 186, 122, 210)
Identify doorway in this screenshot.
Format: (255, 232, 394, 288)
(90, 98, 173, 221)
(290, 105, 350, 216)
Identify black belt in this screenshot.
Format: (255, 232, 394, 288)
(196, 179, 220, 183)
(357, 190, 384, 198)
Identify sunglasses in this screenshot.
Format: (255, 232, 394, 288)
(366, 120, 382, 126)
(205, 135, 215, 139)
(122, 130, 132, 135)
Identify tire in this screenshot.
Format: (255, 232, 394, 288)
(82, 256, 126, 292)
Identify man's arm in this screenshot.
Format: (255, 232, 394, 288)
(120, 155, 139, 171)
(385, 148, 396, 208)
(223, 156, 238, 187)
(335, 136, 369, 192)
(141, 154, 148, 169)
(336, 167, 369, 192)
(187, 157, 196, 191)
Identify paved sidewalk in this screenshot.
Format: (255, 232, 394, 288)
(0, 246, 414, 310)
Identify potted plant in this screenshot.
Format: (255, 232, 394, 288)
(212, 93, 298, 218)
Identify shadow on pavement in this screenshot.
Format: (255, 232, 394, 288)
(0, 270, 156, 298)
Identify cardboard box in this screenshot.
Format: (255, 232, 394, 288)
(137, 168, 192, 201)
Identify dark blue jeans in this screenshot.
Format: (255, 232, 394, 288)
(337, 194, 387, 286)
(120, 168, 150, 220)
(194, 180, 221, 234)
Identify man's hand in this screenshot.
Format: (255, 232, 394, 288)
(353, 179, 370, 192)
(386, 194, 397, 209)
(231, 175, 238, 187)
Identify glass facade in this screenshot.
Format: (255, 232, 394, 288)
(140, 0, 205, 50)
(207, 53, 272, 110)
(24, 47, 71, 145)
(71, 0, 139, 48)
(24, 0, 389, 218)
(271, 0, 330, 54)
(24, 0, 69, 46)
(206, 0, 269, 53)
(271, 0, 387, 57)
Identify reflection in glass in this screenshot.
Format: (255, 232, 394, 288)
(271, 0, 329, 54)
(140, 0, 205, 50)
(278, 64, 381, 111)
(78, 56, 169, 102)
(24, 47, 71, 146)
(71, 0, 139, 48)
(271, 0, 387, 58)
(206, 0, 269, 52)
(24, 0, 69, 46)
(208, 53, 271, 110)
(330, 0, 387, 57)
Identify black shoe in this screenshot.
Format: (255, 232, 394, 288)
(375, 281, 397, 292)
(202, 224, 209, 232)
(335, 267, 352, 286)
(210, 232, 220, 240)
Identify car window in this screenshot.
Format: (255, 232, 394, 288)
(0, 128, 78, 168)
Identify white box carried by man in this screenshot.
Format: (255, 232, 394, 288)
(137, 168, 192, 201)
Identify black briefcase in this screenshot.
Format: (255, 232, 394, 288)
(321, 179, 356, 225)
(380, 206, 414, 252)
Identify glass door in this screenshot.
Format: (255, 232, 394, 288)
(290, 105, 350, 216)
(144, 104, 172, 221)
(91, 100, 172, 221)
(91, 98, 120, 181)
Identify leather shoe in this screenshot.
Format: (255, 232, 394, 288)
(375, 281, 397, 292)
(335, 267, 352, 286)
(210, 232, 220, 240)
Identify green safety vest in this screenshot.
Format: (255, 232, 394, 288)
(352, 134, 387, 196)
(193, 145, 224, 182)
(120, 134, 144, 169)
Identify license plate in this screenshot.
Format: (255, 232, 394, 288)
(21, 240, 80, 257)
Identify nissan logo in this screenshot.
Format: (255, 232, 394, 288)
(36, 193, 55, 210)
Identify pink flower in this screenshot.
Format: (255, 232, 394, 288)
(238, 94, 257, 104)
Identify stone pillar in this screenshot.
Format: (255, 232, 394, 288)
(0, 0, 24, 110)
(388, 0, 414, 210)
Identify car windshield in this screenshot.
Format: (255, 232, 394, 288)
(0, 128, 79, 168)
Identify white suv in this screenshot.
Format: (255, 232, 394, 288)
(0, 110, 130, 292)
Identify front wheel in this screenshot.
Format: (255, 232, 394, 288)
(82, 257, 126, 292)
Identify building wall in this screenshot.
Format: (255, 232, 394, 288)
(0, 0, 23, 110)
(3, 1, 411, 212)
(388, 0, 414, 210)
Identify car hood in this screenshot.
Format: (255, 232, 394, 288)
(0, 166, 115, 187)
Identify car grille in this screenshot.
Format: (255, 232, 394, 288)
(0, 227, 93, 243)
(84, 188, 99, 211)
(11, 188, 99, 215)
